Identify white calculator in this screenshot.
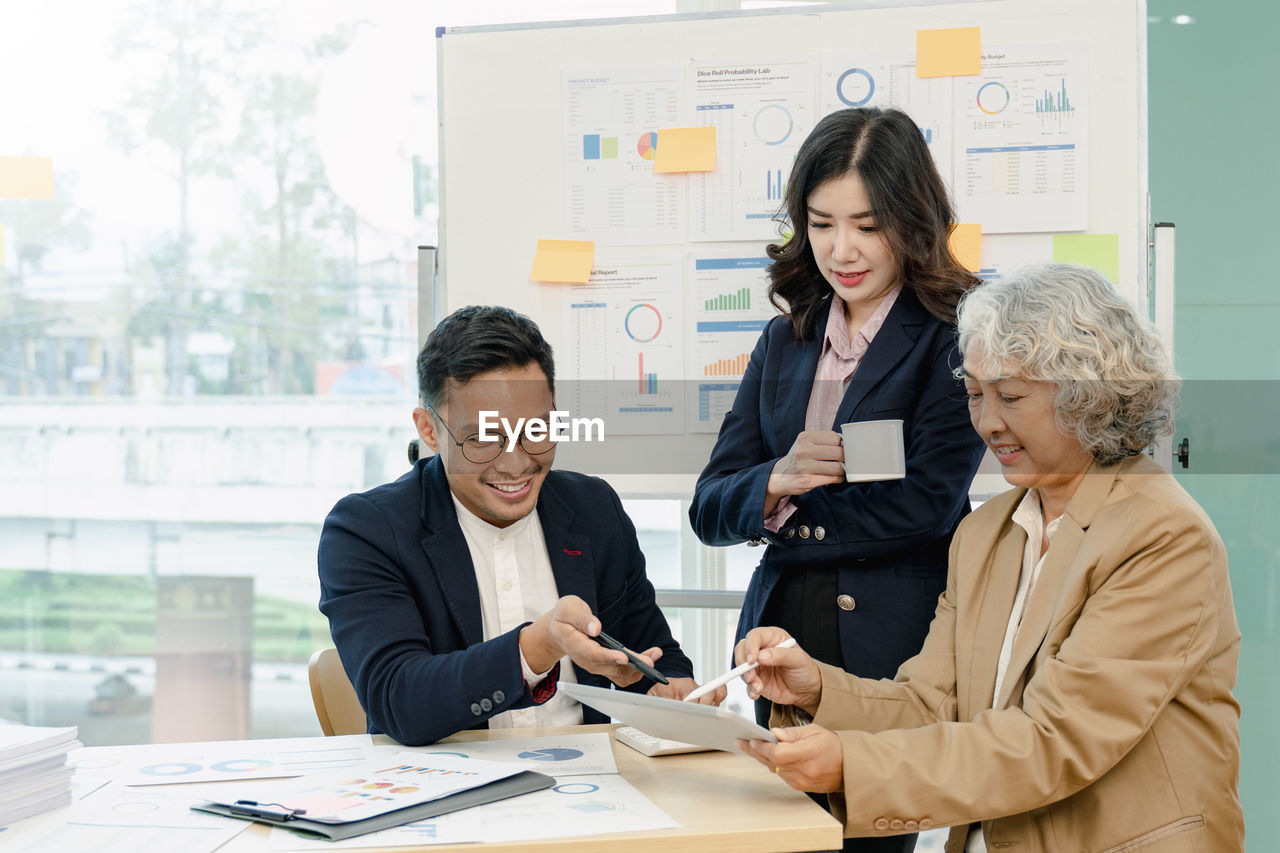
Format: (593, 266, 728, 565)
(614, 726, 716, 757)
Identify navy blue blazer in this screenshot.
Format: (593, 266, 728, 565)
(319, 456, 692, 745)
(689, 288, 986, 677)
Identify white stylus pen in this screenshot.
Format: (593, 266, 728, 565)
(682, 637, 798, 703)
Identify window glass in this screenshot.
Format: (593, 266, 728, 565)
(0, 0, 678, 745)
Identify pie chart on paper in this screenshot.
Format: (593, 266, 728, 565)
(637, 132, 658, 161)
(517, 748, 585, 762)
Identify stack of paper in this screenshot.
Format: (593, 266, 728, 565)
(0, 724, 81, 825)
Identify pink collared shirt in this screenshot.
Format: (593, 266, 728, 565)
(765, 286, 902, 531)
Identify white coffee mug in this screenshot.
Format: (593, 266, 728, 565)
(839, 419, 906, 482)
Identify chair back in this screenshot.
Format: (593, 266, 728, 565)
(308, 647, 367, 736)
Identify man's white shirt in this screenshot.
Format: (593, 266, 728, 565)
(451, 493, 583, 728)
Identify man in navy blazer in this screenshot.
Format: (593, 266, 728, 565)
(690, 289, 987, 681)
(320, 306, 706, 746)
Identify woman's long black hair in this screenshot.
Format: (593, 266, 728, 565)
(767, 107, 980, 342)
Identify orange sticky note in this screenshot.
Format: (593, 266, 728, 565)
(949, 223, 982, 272)
(654, 126, 716, 173)
(916, 27, 981, 78)
(0, 156, 55, 199)
(530, 239, 595, 283)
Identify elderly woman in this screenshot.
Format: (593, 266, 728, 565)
(736, 264, 1243, 852)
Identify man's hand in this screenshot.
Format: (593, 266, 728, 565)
(519, 595, 663, 687)
(763, 430, 844, 515)
(648, 677, 727, 705)
(737, 725, 844, 793)
(734, 627, 822, 715)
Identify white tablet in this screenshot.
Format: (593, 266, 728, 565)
(561, 682, 778, 753)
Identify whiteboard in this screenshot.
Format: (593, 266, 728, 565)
(436, 0, 1148, 496)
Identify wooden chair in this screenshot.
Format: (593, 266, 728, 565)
(307, 648, 367, 736)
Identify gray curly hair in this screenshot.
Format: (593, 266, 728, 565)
(955, 263, 1177, 466)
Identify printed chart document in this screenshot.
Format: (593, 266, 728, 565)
(263, 772, 677, 850)
(563, 66, 686, 245)
(193, 752, 552, 841)
(405, 731, 617, 777)
(561, 255, 685, 435)
(689, 58, 815, 242)
(819, 50, 954, 186)
(110, 734, 372, 787)
(954, 43, 1089, 233)
(685, 251, 778, 432)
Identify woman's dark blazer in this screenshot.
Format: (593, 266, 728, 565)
(689, 288, 986, 677)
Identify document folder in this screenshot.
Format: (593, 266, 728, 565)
(193, 769, 553, 840)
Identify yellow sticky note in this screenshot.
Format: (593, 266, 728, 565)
(949, 223, 982, 272)
(0, 156, 54, 200)
(654, 126, 716, 173)
(1052, 234, 1120, 283)
(916, 27, 981, 78)
(530, 239, 595, 284)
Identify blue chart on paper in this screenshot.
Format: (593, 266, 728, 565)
(517, 748, 585, 762)
(138, 762, 202, 776)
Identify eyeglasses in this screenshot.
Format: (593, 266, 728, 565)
(425, 405, 555, 464)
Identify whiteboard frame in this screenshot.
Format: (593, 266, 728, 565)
(435, 0, 1150, 497)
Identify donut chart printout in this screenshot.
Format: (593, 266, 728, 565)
(92, 734, 375, 787)
(411, 732, 618, 777)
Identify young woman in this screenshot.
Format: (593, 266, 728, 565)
(689, 107, 986, 852)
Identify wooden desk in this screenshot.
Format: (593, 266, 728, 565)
(222, 724, 842, 852)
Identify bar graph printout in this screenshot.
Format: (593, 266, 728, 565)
(687, 252, 779, 432)
(954, 42, 1089, 232)
(563, 66, 686, 245)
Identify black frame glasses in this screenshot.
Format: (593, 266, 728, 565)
(424, 405, 556, 464)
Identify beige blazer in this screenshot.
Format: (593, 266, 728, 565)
(781, 454, 1243, 852)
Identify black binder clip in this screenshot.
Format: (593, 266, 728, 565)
(230, 800, 307, 821)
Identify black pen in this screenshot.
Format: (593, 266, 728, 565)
(592, 629, 669, 684)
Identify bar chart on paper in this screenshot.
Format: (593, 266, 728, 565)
(637, 353, 660, 395)
(690, 59, 816, 241)
(955, 43, 1088, 232)
(563, 67, 685, 244)
(688, 254, 778, 431)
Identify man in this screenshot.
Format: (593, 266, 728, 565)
(319, 305, 721, 745)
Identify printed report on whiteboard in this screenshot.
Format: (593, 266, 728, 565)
(954, 43, 1089, 233)
(688, 58, 815, 242)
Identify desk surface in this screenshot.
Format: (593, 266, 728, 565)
(217, 724, 841, 853)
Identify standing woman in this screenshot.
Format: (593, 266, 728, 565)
(689, 107, 985, 851)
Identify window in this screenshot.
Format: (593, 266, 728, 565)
(0, 0, 678, 745)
